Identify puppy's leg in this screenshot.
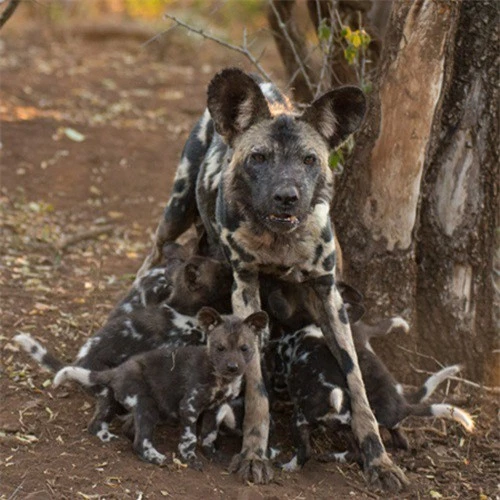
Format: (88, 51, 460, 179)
(228, 270, 273, 484)
(309, 275, 408, 491)
(136, 111, 213, 278)
(178, 393, 205, 471)
(87, 387, 120, 442)
(200, 403, 235, 459)
(131, 396, 164, 465)
(280, 408, 312, 472)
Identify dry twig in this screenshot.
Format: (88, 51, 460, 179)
(57, 225, 115, 251)
(163, 13, 272, 83)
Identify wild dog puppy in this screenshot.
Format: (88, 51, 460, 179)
(15, 254, 232, 441)
(54, 308, 268, 470)
(138, 68, 404, 487)
(274, 321, 474, 471)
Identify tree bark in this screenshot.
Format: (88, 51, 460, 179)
(333, 0, 498, 383)
(415, 0, 499, 383)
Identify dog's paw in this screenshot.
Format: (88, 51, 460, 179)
(136, 440, 167, 466)
(229, 452, 274, 484)
(277, 455, 300, 472)
(188, 456, 204, 472)
(365, 456, 409, 492)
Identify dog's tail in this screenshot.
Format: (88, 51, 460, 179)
(329, 387, 345, 413)
(53, 366, 112, 389)
(14, 333, 65, 373)
(406, 402, 474, 433)
(406, 364, 462, 404)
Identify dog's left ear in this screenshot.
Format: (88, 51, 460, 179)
(302, 86, 366, 149)
(207, 67, 271, 146)
(243, 311, 269, 334)
(184, 262, 201, 290)
(197, 307, 223, 332)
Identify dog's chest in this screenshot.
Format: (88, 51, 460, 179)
(229, 220, 334, 281)
(209, 376, 243, 406)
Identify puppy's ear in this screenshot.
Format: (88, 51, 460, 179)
(266, 289, 294, 321)
(197, 307, 223, 332)
(207, 68, 271, 145)
(243, 311, 269, 334)
(337, 281, 364, 304)
(184, 262, 200, 289)
(301, 86, 366, 149)
(345, 302, 366, 324)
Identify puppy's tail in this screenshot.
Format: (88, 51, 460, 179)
(407, 403, 474, 433)
(406, 364, 462, 404)
(53, 366, 112, 389)
(14, 333, 65, 373)
(329, 387, 344, 413)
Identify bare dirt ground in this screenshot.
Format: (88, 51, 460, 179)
(1, 20, 498, 500)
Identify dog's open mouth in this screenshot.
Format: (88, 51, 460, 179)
(267, 214, 301, 227)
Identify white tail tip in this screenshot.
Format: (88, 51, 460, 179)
(54, 367, 91, 388)
(329, 387, 344, 413)
(431, 404, 475, 433)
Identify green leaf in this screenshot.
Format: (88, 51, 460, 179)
(318, 19, 331, 43)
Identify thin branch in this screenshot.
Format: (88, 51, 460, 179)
(268, 0, 315, 95)
(0, 0, 20, 29)
(57, 225, 115, 251)
(163, 13, 272, 83)
(141, 23, 177, 49)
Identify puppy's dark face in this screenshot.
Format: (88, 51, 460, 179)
(165, 256, 232, 314)
(197, 307, 268, 379)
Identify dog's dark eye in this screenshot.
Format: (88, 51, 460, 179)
(217, 344, 226, 352)
(251, 153, 266, 164)
(240, 344, 249, 352)
(303, 155, 317, 166)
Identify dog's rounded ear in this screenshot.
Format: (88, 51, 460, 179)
(184, 262, 201, 289)
(243, 311, 269, 333)
(197, 307, 223, 332)
(207, 68, 271, 145)
(345, 302, 366, 324)
(337, 281, 364, 304)
(301, 86, 366, 149)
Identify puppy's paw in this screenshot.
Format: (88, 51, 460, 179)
(188, 456, 204, 471)
(277, 455, 300, 472)
(229, 452, 274, 484)
(136, 440, 167, 466)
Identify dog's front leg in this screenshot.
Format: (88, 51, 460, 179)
(228, 269, 273, 484)
(310, 275, 409, 491)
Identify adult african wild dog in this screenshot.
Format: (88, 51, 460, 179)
(139, 68, 407, 489)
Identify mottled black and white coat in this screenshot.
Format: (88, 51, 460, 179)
(54, 307, 268, 470)
(138, 68, 406, 488)
(14, 254, 231, 442)
(273, 322, 474, 471)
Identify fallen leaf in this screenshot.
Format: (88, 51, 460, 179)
(63, 127, 86, 142)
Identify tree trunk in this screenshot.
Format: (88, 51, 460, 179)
(415, 0, 499, 383)
(333, 0, 498, 383)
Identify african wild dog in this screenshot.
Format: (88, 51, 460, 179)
(14, 253, 232, 441)
(272, 321, 473, 471)
(138, 68, 406, 487)
(54, 307, 268, 470)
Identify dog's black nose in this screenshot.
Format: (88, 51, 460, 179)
(226, 362, 239, 373)
(273, 186, 299, 207)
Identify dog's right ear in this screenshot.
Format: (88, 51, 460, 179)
(197, 307, 223, 332)
(207, 68, 271, 146)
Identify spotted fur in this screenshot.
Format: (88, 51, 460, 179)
(272, 321, 474, 470)
(138, 68, 407, 488)
(54, 308, 267, 468)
